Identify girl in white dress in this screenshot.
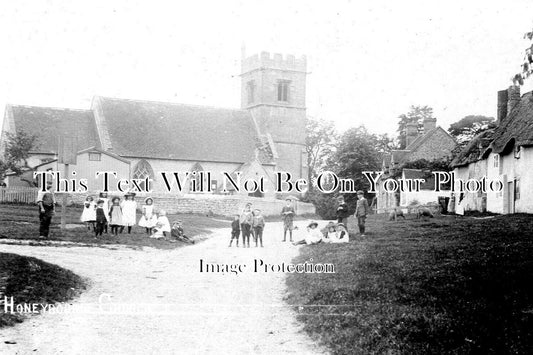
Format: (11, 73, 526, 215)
(121, 193, 137, 234)
(80, 195, 96, 231)
(151, 210, 171, 239)
(138, 197, 157, 235)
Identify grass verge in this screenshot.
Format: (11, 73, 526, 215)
(0, 204, 231, 249)
(0, 253, 86, 328)
(286, 213, 533, 354)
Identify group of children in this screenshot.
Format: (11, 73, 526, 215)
(228, 192, 369, 247)
(80, 192, 176, 239)
(229, 202, 265, 247)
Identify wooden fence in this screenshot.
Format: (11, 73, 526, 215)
(0, 187, 38, 204)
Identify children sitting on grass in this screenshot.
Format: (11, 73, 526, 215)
(150, 210, 170, 239)
(171, 220, 194, 244)
(293, 221, 323, 245)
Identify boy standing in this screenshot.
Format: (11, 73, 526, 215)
(94, 199, 107, 238)
(252, 209, 265, 247)
(336, 195, 350, 226)
(281, 198, 295, 242)
(354, 190, 370, 236)
(229, 215, 240, 247)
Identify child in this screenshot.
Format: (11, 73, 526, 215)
(94, 199, 107, 238)
(150, 221, 165, 239)
(229, 215, 240, 247)
(121, 192, 137, 234)
(80, 195, 96, 231)
(332, 223, 349, 243)
(336, 195, 350, 225)
(280, 198, 295, 242)
(240, 203, 253, 248)
(252, 209, 265, 247)
(293, 221, 323, 245)
(322, 222, 337, 243)
(98, 192, 110, 233)
(171, 220, 194, 244)
(108, 197, 124, 236)
(138, 197, 158, 235)
(156, 210, 171, 237)
(354, 190, 370, 236)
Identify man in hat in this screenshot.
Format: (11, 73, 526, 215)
(354, 190, 370, 236)
(280, 197, 296, 242)
(36, 180, 55, 239)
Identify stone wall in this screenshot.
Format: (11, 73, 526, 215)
(67, 192, 316, 217)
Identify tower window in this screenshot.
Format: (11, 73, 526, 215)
(247, 80, 255, 104)
(277, 81, 290, 102)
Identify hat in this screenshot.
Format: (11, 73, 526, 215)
(144, 197, 153, 204)
(326, 221, 337, 228)
(356, 190, 364, 195)
(124, 191, 136, 198)
(337, 223, 346, 228)
(99, 191, 108, 197)
(285, 197, 292, 201)
(111, 197, 121, 203)
(307, 221, 319, 228)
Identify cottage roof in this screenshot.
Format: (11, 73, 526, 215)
(490, 91, 533, 154)
(402, 168, 436, 190)
(95, 96, 268, 163)
(451, 129, 495, 168)
(9, 105, 100, 154)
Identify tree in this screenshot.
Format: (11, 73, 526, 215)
(512, 26, 533, 85)
(305, 116, 338, 192)
(448, 115, 496, 144)
(397, 105, 435, 149)
(0, 129, 38, 178)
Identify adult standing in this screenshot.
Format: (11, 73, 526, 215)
(280, 197, 295, 242)
(354, 190, 370, 236)
(36, 180, 55, 239)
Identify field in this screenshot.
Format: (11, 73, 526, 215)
(0, 204, 231, 249)
(0, 252, 86, 328)
(286, 213, 533, 354)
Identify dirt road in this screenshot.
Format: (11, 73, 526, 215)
(0, 222, 325, 354)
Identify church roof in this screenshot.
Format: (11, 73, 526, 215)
(8, 105, 100, 154)
(95, 96, 262, 163)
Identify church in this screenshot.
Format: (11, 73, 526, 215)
(0, 51, 309, 198)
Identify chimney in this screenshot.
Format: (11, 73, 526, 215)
(507, 85, 521, 116)
(405, 121, 418, 148)
(497, 89, 508, 124)
(423, 117, 437, 133)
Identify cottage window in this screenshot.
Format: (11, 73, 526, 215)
(277, 81, 290, 102)
(493, 154, 499, 168)
(189, 162, 205, 193)
(514, 145, 521, 159)
(515, 179, 520, 200)
(89, 152, 101, 161)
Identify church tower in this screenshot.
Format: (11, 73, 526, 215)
(241, 51, 308, 179)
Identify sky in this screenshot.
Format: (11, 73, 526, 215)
(0, 0, 532, 137)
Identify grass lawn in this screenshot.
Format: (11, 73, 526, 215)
(0, 204, 231, 249)
(0, 252, 86, 328)
(286, 213, 533, 354)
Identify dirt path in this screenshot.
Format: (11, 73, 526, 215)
(0, 222, 326, 354)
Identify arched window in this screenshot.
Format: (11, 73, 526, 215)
(189, 162, 204, 193)
(132, 160, 154, 191)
